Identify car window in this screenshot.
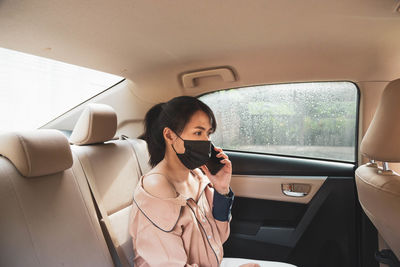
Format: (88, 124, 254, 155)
(199, 82, 358, 162)
(0, 47, 123, 131)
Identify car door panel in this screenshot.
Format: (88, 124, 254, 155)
(223, 151, 358, 267)
(231, 175, 326, 204)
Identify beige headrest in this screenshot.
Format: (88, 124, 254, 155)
(361, 78, 400, 162)
(70, 104, 117, 145)
(0, 129, 73, 177)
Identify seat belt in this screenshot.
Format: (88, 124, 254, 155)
(74, 147, 130, 267)
(120, 135, 149, 176)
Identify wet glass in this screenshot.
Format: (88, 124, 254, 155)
(200, 82, 358, 162)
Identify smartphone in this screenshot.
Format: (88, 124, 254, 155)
(206, 143, 225, 175)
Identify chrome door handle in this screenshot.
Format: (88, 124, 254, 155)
(281, 183, 311, 197)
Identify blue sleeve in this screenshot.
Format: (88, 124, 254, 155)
(212, 188, 234, 221)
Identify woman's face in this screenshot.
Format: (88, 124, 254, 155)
(171, 110, 213, 153)
(180, 110, 213, 141)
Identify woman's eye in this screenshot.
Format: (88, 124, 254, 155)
(195, 132, 202, 136)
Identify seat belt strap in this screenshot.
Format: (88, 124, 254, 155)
(75, 147, 130, 267)
(120, 135, 149, 176)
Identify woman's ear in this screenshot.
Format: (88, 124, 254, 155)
(163, 127, 175, 145)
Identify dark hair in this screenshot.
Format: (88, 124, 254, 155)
(139, 96, 217, 167)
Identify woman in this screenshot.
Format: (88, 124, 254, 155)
(129, 96, 259, 267)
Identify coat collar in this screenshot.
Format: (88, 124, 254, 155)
(133, 169, 211, 232)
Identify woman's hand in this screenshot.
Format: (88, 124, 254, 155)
(201, 146, 232, 195)
(239, 263, 261, 267)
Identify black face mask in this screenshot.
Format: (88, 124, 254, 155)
(171, 133, 211, 170)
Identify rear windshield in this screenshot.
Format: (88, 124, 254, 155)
(0, 47, 123, 131)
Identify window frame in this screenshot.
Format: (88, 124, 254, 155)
(198, 81, 361, 164)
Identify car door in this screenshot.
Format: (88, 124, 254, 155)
(225, 151, 357, 267)
(200, 81, 376, 267)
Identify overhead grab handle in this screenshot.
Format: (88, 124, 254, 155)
(181, 67, 236, 88)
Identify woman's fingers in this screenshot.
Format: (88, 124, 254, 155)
(214, 146, 229, 160)
(216, 152, 228, 159)
(200, 165, 211, 176)
(239, 263, 261, 267)
(214, 145, 222, 152)
(201, 165, 219, 184)
(219, 158, 231, 167)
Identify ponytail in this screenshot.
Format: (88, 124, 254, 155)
(138, 103, 166, 167)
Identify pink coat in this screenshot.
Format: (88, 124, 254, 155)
(129, 170, 231, 267)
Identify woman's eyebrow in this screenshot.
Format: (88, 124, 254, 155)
(194, 126, 212, 131)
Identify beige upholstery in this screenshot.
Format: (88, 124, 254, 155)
(70, 103, 151, 266)
(0, 130, 113, 267)
(355, 166, 400, 258)
(356, 78, 400, 259)
(0, 129, 72, 177)
(72, 141, 147, 214)
(72, 140, 150, 266)
(70, 103, 117, 145)
(360, 78, 400, 162)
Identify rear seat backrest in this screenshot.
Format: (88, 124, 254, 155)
(70, 103, 151, 266)
(0, 129, 113, 267)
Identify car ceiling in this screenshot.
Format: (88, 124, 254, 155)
(1, 0, 400, 101)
